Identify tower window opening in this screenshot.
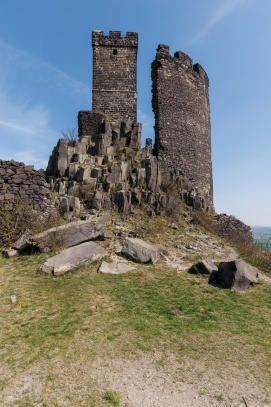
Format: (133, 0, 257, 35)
(113, 49, 118, 55)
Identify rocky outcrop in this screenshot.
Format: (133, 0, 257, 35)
(46, 114, 210, 219)
(213, 214, 253, 244)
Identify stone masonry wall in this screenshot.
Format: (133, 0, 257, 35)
(78, 111, 105, 140)
(0, 160, 57, 214)
(92, 30, 138, 123)
(152, 45, 213, 211)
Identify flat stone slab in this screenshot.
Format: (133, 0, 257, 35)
(13, 212, 110, 253)
(121, 237, 160, 264)
(39, 241, 107, 276)
(98, 261, 135, 274)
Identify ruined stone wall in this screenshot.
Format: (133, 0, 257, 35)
(152, 45, 213, 210)
(0, 160, 56, 214)
(92, 30, 138, 123)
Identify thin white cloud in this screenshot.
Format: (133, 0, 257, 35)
(12, 150, 49, 169)
(0, 39, 90, 167)
(191, 0, 252, 44)
(0, 39, 91, 99)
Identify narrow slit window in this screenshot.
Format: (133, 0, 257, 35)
(113, 49, 118, 55)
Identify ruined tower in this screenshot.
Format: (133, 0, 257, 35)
(92, 30, 138, 123)
(152, 45, 213, 209)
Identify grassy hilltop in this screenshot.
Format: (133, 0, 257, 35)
(1, 211, 271, 406)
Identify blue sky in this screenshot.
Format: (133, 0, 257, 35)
(0, 0, 270, 226)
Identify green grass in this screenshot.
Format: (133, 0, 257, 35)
(1, 252, 271, 404)
(104, 390, 121, 406)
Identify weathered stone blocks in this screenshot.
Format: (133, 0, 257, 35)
(152, 44, 213, 211)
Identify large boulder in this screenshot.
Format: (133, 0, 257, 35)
(13, 212, 110, 253)
(121, 238, 160, 264)
(209, 259, 258, 291)
(39, 241, 107, 275)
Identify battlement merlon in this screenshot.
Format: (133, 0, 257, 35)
(92, 30, 138, 47)
(154, 44, 209, 86)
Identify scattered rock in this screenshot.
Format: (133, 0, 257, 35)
(170, 223, 179, 230)
(121, 238, 160, 264)
(209, 259, 258, 291)
(191, 258, 218, 276)
(12, 230, 32, 251)
(98, 261, 135, 274)
(2, 248, 19, 258)
(10, 294, 17, 304)
(185, 244, 200, 250)
(39, 241, 107, 276)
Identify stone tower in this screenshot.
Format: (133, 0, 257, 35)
(92, 30, 138, 123)
(152, 44, 213, 209)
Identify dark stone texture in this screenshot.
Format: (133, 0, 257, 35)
(209, 259, 258, 291)
(92, 30, 138, 123)
(191, 258, 218, 276)
(78, 110, 105, 139)
(152, 44, 213, 211)
(0, 160, 56, 215)
(213, 214, 254, 244)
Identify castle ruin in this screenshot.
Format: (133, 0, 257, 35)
(152, 45, 213, 207)
(44, 30, 214, 218)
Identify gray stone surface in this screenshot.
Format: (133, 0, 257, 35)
(191, 258, 218, 276)
(28, 213, 110, 252)
(2, 248, 18, 258)
(12, 230, 32, 251)
(121, 238, 160, 264)
(98, 261, 135, 274)
(209, 259, 258, 291)
(39, 241, 107, 275)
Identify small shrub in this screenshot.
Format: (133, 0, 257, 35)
(60, 128, 78, 146)
(191, 210, 216, 234)
(0, 198, 63, 248)
(104, 390, 121, 406)
(0, 199, 40, 247)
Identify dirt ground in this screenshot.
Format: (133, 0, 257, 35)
(1, 350, 271, 406)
